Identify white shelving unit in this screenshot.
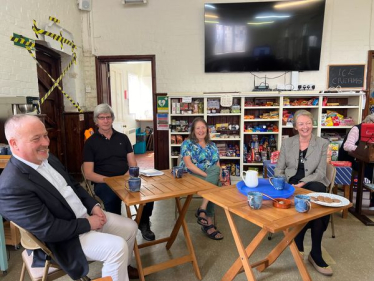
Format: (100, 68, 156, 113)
(167, 91, 365, 174)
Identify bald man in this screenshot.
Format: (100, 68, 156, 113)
(0, 115, 138, 281)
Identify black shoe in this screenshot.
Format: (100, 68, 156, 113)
(128, 265, 139, 279)
(139, 221, 155, 241)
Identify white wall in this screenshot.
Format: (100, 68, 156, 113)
(1, 0, 374, 111)
(0, 0, 87, 111)
(83, 0, 374, 101)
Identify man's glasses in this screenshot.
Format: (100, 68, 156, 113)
(97, 116, 113, 121)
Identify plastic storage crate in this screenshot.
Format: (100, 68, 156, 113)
(134, 128, 147, 154)
(134, 141, 146, 154)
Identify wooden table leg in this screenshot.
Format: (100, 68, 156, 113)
(255, 224, 306, 272)
(126, 204, 146, 281)
(166, 195, 192, 249)
(288, 232, 312, 281)
(342, 184, 350, 218)
(222, 209, 263, 281)
(174, 196, 202, 280)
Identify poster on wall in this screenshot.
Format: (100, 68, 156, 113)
(157, 113, 169, 130)
(157, 97, 168, 113)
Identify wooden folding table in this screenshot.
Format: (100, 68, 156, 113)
(198, 185, 352, 281)
(105, 171, 217, 281)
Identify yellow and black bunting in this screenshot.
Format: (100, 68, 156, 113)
(48, 16, 60, 24)
(11, 34, 35, 49)
(26, 48, 82, 112)
(11, 18, 83, 112)
(32, 20, 76, 51)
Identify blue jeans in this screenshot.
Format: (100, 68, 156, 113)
(94, 183, 154, 221)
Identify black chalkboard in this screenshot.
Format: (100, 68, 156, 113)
(328, 64, 366, 89)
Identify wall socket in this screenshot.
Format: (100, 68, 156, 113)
(297, 84, 315, 91)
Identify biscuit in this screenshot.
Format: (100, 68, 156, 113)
(311, 196, 318, 201)
(317, 195, 325, 202)
(332, 198, 341, 203)
(324, 197, 333, 203)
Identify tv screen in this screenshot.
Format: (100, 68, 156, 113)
(204, 0, 326, 72)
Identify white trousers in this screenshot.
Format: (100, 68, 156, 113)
(79, 211, 138, 281)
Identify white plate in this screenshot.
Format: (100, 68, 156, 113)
(139, 169, 164, 177)
(308, 192, 350, 207)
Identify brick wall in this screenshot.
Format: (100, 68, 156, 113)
(1, 0, 374, 111)
(84, 0, 374, 97)
(0, 0, 87, 111)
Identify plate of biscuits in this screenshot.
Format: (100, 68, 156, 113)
(308, 192, 350, 207)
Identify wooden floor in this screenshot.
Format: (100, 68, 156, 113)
(135, 151, 154, 169)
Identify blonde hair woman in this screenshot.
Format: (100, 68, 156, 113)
(274, 110, 332, 276)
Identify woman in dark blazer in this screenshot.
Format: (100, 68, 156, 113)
(274, 110, 332, 276)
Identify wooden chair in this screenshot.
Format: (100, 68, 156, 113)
(326, 163, 337, 238)
(12, 222, 91, 281)
(81, 165, 104, 208)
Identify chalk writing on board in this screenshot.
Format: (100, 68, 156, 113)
(328, 65, 365, 88)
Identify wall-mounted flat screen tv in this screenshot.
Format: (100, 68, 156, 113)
(204, 0, 326, 72)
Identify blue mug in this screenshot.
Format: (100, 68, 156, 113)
(294, 195, 311, 213)
(126, 177, 141, 192)
(129, 166, 140, 178)
(172, 166, 183, 178)
(247, 191, 263, 210)
(269, 176, 286, 190)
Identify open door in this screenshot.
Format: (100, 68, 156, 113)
(95, 58, 111, 105)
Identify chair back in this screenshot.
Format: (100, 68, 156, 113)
(326, 163, 337, 193)
(81, 164, 96, 198)
(12, 222, 53, 257)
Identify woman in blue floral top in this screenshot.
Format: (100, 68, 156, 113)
(180, 117, 223, 240)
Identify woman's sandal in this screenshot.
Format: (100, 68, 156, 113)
(201, 224, 223, 240)
(195, 208, 209, 226)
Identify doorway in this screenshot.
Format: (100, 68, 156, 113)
(95, 55, 160, 168)
(367, 51, 374, 117)
(36, 44, 65, 163)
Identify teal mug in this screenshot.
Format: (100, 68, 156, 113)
(126, 177, 141, 192)
(269, 176, 286, 190)
(294, 195, 311, 213)
(247, 191, 263, 210)
(172, 166, 183, 178)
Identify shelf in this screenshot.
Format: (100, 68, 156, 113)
(322, 106, 359, 109)
(282, 106, 319, 108)
(282, 126, 318, 128)
(321, 126, 352, 129)
(243, 132, 279, 135)
(170, 114, 204, 116)
(244, 119, 279, 122)
(168, 93, 363, 177)
(244, 106, 280, 109)
(207, 113, 241, 116)
(211, 138, 241, 141)
(220, 156, 241, 160)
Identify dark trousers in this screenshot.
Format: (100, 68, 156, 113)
(94, 183, 154, 222)
(294, 181, 329, 260)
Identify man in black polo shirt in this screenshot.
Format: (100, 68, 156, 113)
(83, 104, 155, 241)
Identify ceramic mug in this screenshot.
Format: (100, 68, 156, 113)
(172, 166, 183, 178)
(126, 177, 141, 192)
(269, 176, 286, 190)
(129, 166, 140, 178)
(294, 195, 311, 213)
(247, 191, 263, 210)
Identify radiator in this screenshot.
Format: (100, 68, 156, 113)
(127, 128, 136, 145)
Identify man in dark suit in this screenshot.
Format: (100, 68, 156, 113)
(0, 115, 139, 281)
